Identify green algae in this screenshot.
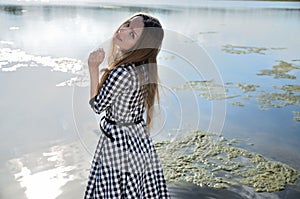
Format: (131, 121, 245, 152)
(176, 80, 225, 91)
(256, 83, 300, 110)
(174, 80, 236, 100)
(230, 101, 245, 107)
(155, 131, 300, 192)
(293, 111, 300, 116)
(236, 160, 300, 192)
(293, 111, 300, 122)
(236, 83, 259, 92)
(291, 59, 300, 62)
(221, 45, 285, 55)
(222, 44, 267, 55)
(174, 60, 300, 122)
(179, 80, 299, 120)
(274, 84, 300, 93)
(174, 81, 260, 101)
(257, 61, 300, 79)
(257, 91, 300, 109)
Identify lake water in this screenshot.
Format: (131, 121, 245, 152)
(0, 0, 300, 198)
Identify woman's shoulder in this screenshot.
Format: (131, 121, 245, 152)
(113, 63, 133, 70)
(110, 64, 130, 73)
(108, 64, 136, 82)
(111, 63, 137, 75)
(111, 61, 147, 78)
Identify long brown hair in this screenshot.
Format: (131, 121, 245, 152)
(98, 13, 164, 127)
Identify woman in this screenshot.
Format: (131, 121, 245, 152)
(85, 13, 170, 198)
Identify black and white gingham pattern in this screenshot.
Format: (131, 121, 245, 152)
(85, 64, 170, 199)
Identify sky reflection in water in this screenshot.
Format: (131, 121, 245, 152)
(0, 1, 300, 199)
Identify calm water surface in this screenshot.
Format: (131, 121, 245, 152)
(0, 1, 300, 198)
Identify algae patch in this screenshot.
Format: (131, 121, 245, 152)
(293, 111, 300, 122)
(173, 60, 300, 121)
(256, 84, 300, 110)
(236, 83, 259, 92)
(155, 131, 299, 192)
(257, 61, 300, 80)
(174, 81, 259, 101)
(222, 45, 285, 55)
(230, 101, 245, 107)
(173, 80, 231, 100)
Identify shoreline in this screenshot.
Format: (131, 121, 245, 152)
(1, 0, 300, 10)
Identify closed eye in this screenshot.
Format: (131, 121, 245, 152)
(124, 22, 130, 27)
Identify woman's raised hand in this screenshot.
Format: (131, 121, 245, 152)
(88, 48, 105, 69)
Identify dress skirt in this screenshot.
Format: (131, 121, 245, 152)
(84, 121, 170, 199)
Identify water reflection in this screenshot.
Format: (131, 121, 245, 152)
(41, 5, 81, 21)
(168, 182, 286, 199)
(0, 1, 300, 198)
(169, 182, 244, 199)
(0, 48, 85, 85)
(174, 59, 300, 122)
(8, 146, 76, 199)
(2, 5, 25, 15)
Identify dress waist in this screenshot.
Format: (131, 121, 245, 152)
(99, 116, 144, 142)
(104, 117, 144, 126)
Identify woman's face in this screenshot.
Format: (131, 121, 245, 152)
(113, 16, 144, 51)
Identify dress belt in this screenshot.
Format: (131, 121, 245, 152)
(99, 116, 144, 142)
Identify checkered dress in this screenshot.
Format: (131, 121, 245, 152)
(84, 63, 170, 199)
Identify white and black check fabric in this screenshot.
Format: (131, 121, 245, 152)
(84, 63, 170, 199)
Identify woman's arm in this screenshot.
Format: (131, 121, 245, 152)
(90, 66, 132, 114)
(89, 67, 99, 98)
(88, 49, 132, 114)
(88, 48, 105, 98)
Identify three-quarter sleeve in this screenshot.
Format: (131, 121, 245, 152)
(89, 66, 132, 114)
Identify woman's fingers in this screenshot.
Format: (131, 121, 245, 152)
(88, 48, 105, 68)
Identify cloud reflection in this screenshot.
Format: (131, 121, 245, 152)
(0, 47, 88, 86)
(8, 145, 76, 199)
